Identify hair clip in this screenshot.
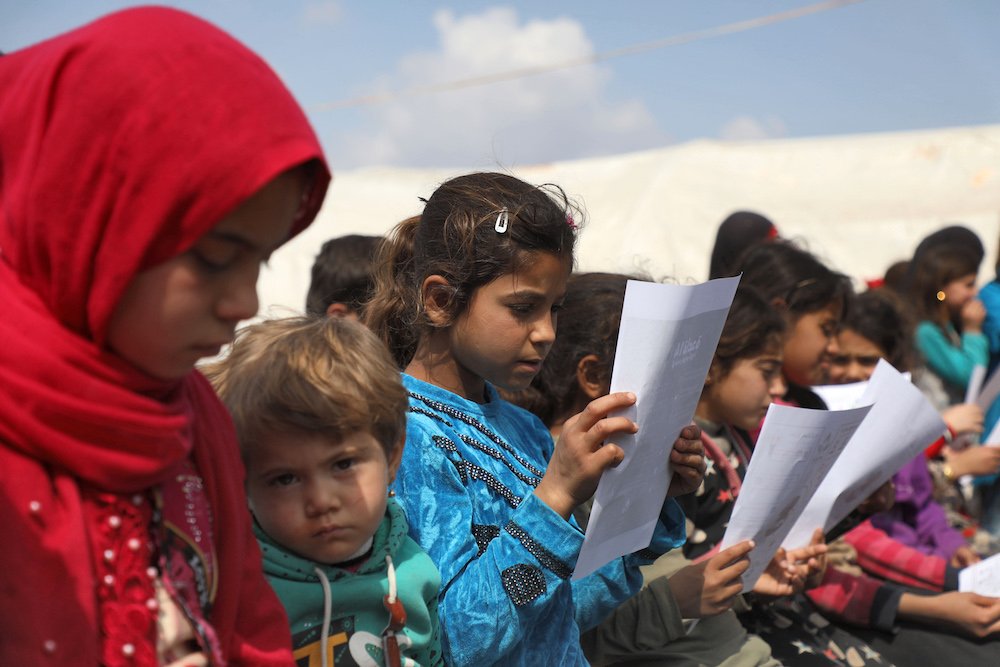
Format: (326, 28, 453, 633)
(495, 207, 509, 234)
(566, 213, 577, 230)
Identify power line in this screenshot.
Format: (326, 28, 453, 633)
(311, 0, 865, 112)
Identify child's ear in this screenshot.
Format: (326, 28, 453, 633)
(704, 363, 721, 388)
(421, 275, 453, 326)
(325, 302, 356, 319)
(576, 354, 605, 400)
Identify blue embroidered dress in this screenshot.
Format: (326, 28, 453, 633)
(395, 374, 686, 665)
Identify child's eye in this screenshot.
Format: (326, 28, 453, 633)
(551, 302, 564, 314)
(508, 303, 534, 315)
(334, 459, 354, 471)
(758, 363, 780, 379)
(189, 239, 240, 273)
(190, 249, 229, 272)
(268, 473, 297, 487)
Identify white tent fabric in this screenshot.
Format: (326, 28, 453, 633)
(257, 124, 1000, 317)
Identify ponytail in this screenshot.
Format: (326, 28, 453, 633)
(364, 215, 422, 368)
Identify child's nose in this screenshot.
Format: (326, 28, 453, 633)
(845, 361, 866, 383)
(770, 374, 788, 399)
(825, 335, 841, 356)
(216, 272, 260, 323)
(304, 481, 339, 515)
(531, 312, 557, 347)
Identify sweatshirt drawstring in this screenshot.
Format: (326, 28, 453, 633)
(382, 554, 406, 667)
(313, 566, 332, 667)
(386, 555, 397, 604)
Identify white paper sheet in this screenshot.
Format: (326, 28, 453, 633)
(983, 419, 1000, 446)
(783, 360, 946, 550)
(981, 368, 1000, 446)
(572, 276, 740, 579)
(976, 366, 1000, 412)
(811, 381, 870, 412)
(811, 371, 911, 412)
(966, 365, 988, 404)
(719, 402, 872, 591)
(959, 552, 1000, 597)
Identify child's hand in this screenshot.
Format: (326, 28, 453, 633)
(668, 540, 754, 618)
(951, 544, 982, 568)
(164, 653, 208, 667)
(900, 591, 1000, 638)
(942, 403, 984, 436)
(753, 533, 828, 598)
(785, 528, 828, 590)
(535, 392, 638, 519)
(946, 445, 1000, 477)
(962, 298, 986, 332)
(667, 422, 706, 497)
(752, 548, 799, 599)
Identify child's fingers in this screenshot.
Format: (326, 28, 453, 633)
(670, 448, 706, 469)
(715, 540, 756, 565)
(575, 392, 636, 431)
(785, 543, 827, 563)
(671, 433, 703, 455)
(717, 557, 751, 586)
(590, 442, 625, 471)
(584, 416, 638, 449)
(677, 422, 702, 441)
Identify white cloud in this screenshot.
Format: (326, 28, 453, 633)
(302, 1, 342, 27)
(718, 115, 788, 141)
(332, 7, 666, 168)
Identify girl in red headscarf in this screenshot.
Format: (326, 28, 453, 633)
(0, 8, 330, 666)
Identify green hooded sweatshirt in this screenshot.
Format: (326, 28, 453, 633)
(256, 497, 443, 667)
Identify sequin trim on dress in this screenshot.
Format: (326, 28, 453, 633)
(501, 563, 547, 607)
(453, 461, 523, 508)
(408, 392, 545, 477)
(471, 524, 501, 556)
(431, 435, 458, 453)
(408, 405, 451, 425)
(504, 521, 573, 580)
(458, 434, 541, 487)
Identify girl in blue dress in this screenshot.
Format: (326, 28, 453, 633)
(365, 172, 703, 665)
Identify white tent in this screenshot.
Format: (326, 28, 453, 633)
(257, 123, 1000, 317)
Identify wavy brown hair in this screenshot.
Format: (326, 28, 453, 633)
(364, 172, 579, 368)
(202, 316, 407, 459)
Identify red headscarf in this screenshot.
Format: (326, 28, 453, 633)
(0, 6, 329, 491)
(0, 7, 329, 665)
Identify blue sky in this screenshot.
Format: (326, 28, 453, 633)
(4, 1, 998, 171)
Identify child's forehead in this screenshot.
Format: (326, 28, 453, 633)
(249, 427, 383, 460)
(505, 251, 572, 287)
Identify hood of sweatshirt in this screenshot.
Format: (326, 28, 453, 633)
(255, 496, 408, 581)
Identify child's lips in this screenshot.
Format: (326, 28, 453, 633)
(313, 524, 345, 538)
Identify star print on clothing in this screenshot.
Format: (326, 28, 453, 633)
(704, 458, 716, 476)
(861, 645, 882, 661)
(717, 489, 733, 503)
(791, 640, 814, 654)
